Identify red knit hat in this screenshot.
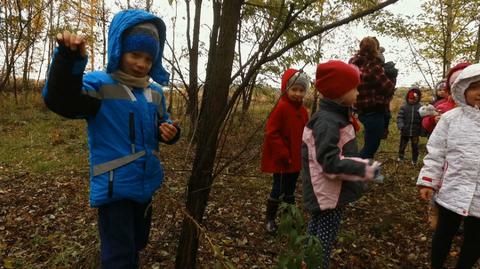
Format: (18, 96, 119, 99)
(315, 60, 360, 99)
(407, 91, 417, 100)
(446, 62, 470, 93)
(281, 69, 298, 92)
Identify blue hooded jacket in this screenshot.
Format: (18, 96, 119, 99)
(42, 10, 178, 207)
(106, 9, 169, 85)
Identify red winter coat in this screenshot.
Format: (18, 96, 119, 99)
(261, 69, 309, 173)
(421, 97, 456, 134)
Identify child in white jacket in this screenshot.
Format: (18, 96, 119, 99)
(417, 63, 480, 269)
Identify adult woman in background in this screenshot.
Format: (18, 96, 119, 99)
(349, 37, 395, 158)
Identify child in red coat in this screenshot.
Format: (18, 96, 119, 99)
(261, 68, 310, 232)
(422, 63, 470, 134)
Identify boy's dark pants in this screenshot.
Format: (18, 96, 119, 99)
(431, 204, 480, 269)
(98, 199, 152, 269)
(398, 135, 419, 162)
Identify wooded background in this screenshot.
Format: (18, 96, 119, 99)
(2, 0, 480, 268)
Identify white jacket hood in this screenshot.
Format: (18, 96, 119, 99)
(451, 63, 480, 107)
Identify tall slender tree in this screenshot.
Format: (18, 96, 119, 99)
(174, 1, 399, 267)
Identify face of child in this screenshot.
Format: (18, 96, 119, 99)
(436, 88, 447, 98)
(120, 51, 153, 78)
(338, 87, 359, 106)
(287, 85, 306, 103)
(465, 81, 480, 107)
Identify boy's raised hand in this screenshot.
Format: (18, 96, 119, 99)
(56, 30, 87, 58)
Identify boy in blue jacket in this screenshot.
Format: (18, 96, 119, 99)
(42, 9, 180, 268)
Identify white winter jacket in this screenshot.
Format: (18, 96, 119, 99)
(417, 63, 480, 217)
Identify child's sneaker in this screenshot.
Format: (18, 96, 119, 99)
(411, 161, 417, 166)
(397, 156, 404, 162)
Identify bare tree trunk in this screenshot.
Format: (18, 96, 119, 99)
(88, 0, 95, 71)
(175, 1, 242, 268)
(2, 0, 11, 89)
(46, 0, 62, 81)
(311, 31, 323, 115)
(168, 1, 179, 113)
(13, 63, 18, 104)
(185, 0, 202, 140)
(36, 28, 49, 86)
(37, 0, 51, 86)
(101, 0, 107, 68)
(241, 72, 257, 113)
(22, 2, 33, 92)
(475, 21, 480, 62)
(145, 0, 152, 11)
(443, 0, 454, 76)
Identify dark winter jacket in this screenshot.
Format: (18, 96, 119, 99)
(396, 88, 422, 137)
(302, 99, 377, 214)
(383, 61, 399, 85)
(348, 54, 395, 114)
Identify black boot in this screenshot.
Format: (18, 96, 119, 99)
(265, 198, 280, 233)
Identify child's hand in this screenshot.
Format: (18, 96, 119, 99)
(365, 160, 381, 180)
(159, 122, 178, 142)
(56, 30, 87, 58)
(419, 187, 434, 201)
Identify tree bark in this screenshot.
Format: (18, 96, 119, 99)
(475, 21, 480, 62)
(185, 0, 202, 140)
(241, 72, 257, 113)
(22, 2, 33, 92)
(168, 1, 179, 113)
(443, 0, 454, 76)
(101, 0, 107, 68)
(174, 1, 242, 268)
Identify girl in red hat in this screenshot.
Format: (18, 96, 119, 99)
(261, 68, 310, 232)
(302, 60, 382, 269)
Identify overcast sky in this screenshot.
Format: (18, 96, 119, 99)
(109, 0, 424, 87)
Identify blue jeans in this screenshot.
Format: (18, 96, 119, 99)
(269, 172, 299, 204)
(359, 112, 386, 159)
(98, 199, 152, 269)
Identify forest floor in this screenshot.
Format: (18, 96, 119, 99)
(1, 92, 478, 269)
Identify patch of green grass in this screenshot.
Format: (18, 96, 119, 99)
(0, 93, 89, 175)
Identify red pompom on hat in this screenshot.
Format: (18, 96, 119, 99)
(315, 60, 360, 99)
(407, 91, 417, 100)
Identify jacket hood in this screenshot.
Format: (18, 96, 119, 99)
(405, 87, 422, 104)
(451, 63, 480, 107)
(281, 69, 298, 92)
(106, 9, 169, 85)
